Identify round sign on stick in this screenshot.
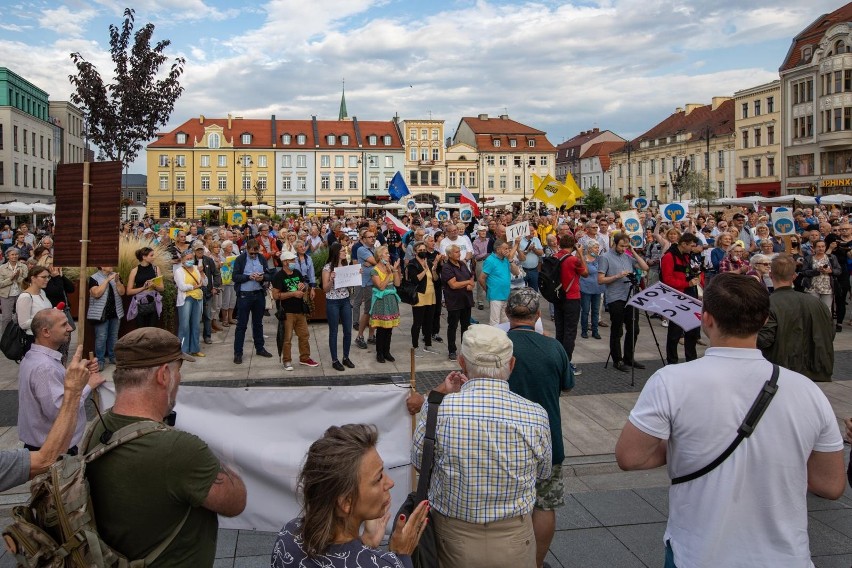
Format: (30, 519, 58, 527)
(459, 206, 473, 223)
(630, 234, 644, 248)
(436, 209, 450, 222)
(624, 218, 641, 233)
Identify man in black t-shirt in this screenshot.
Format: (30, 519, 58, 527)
(272, 251, 318, 370)
(825, 222, 852, 331)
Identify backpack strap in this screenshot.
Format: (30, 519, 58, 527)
(415, 390, 446, 503)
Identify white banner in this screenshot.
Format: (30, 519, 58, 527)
(333, 264, 362, 288)
(459, 205, 474, 223)
(506, 221, 530, 242)
(771, 208, 796, 236)
(619, 210, 645, 248)
(627, 282, 703, 331)
(98, 383, 413, 533)
(660, 202, 689, 222)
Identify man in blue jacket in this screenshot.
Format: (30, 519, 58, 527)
(232, 239, 275, 364)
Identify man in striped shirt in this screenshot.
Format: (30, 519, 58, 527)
(412, 324, 552, 568)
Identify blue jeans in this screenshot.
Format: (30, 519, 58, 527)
(178, 297, 202, 354)
(93, 317, 120, 364)
(580, 292, 601, 334)
(665, 540, 677, 567)
(326, 297, 352, 362)
(234, 289, 266, 356)
(523, 267, 539, 291)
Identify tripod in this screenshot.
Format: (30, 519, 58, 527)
(604, 278, 666, 387)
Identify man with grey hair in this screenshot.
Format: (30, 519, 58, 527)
(411, 324, 552, 568)
(84, 327, 246, 564)
(505, 288, 573, 568)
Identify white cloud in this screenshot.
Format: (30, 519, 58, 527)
(0, 23, 31, 32)
(38, 6, 100, 37)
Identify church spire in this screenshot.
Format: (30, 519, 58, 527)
(338, 79, 348, 120)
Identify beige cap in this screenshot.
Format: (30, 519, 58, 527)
(461, 324, 514, 368)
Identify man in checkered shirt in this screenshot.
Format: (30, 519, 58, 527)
(411, 324, 552, 568)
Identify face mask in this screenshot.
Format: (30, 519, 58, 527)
(184, 261, 194, 268)
(417, 252, 428, 259)
(288, 263, 297, 270)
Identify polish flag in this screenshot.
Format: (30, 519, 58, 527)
(385, 212, 410, 236)
(460, 184, 480, 216)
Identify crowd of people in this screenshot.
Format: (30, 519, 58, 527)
(0, 198, 850, 567)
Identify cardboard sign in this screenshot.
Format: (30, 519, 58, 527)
(228, 210, 247, 226)
(771, 208, 796, 236)
(506, 221, 530, 242)
(459, 205, 473, 223)
(627, 282, 702, 331)
(619, 210, 645, 248)
(660, 202, 689, 222)
(436, 209, 450, 222)
(333, 264, 362, 288)
(631, 197, 649, 210)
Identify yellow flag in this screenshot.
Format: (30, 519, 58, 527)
(564, 172, 584, 200)
(533, 174, 575, 208)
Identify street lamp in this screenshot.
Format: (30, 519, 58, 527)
(359, 153, 376, 204)
(627, 141, 633, 196)
(238, 154, 252, 206)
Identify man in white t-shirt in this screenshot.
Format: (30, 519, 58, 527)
(615, 272, 845, 568)
(438, 223, 473, 267)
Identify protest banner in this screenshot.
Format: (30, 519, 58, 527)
(631, 197, 649, 210)
(771, 208, 796, 236)
(626, 282, 702, 331)
(619, 209, 645, 248)
(506, 221, 530, 242)
(333, 264, 362, 288)
(660, 202, 689, 222)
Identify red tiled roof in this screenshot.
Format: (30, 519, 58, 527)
(581, 141, 626, 172)
(151, 117, 274, 148)
(460, 116, 545, 135)
(458, 115, 556, 152)
(780, 3, 852, 72)
(614, 99, 734, 154)
(353, 120, 404, 149)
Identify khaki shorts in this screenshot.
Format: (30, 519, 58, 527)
(535, 463, 564, 510)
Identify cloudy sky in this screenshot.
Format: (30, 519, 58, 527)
(0, 0, 845, 173)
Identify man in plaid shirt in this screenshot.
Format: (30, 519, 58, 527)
(411, 324, 552, 568)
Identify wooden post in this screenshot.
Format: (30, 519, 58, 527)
(410, 346, 417, 491)
(77, 162, 91, 347)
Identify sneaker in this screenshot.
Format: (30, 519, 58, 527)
(477, 302, 484, 310)
(367, 336, 376, 345)
(836, 324, 843, 332)
(384, 353, 395, 362)
(355, 337, 368, 349)
(233, 354, 242, 364)
(353, 322, 359, 331)
(469, 317, 479, 324)
(598, 321, 609, 328)
(256, 349, 274, 358)
(97, 361, 105, 372)
(192, 352, 206, 357)
(342, 358, 355, 368)
(571, 363, 582, 376)
(284, 362, 294, 371)
(203, 337, 213, 345)
(581, 332, 588, 339)
(448, 351, 457, 361)
(332, 360, 345, 371)
(432, 335, 443, 343)
(422, 345, 439, 354)
(592, 332, 602, 340)
(299, 358, 319, 367)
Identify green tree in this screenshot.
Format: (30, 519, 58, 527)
(68, 8, 185, 168)
(584, 186, 606, 212)
(676, 170, 705, 201)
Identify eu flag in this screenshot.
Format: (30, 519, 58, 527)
(387, 171, 410, 201)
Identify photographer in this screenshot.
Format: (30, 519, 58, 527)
(660, 233, 701, 364)
(598, 234, 649, 372)
(825, 222, 852, 331)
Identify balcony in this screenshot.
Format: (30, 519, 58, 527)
(818, 130, 852, 148)
(419, 160, 434, 166)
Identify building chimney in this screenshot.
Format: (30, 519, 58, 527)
(593, 127, 599, 133)
(684, 104, 701, 115)
(199, 115, 204, 124)
(675, 107, 684, 114)
(478, 114, 489, 120)
(499, 114, 509, 120)
(228, 114, 232, 129)
(271, 114, 277, 148)
(711, 96, 731, 110)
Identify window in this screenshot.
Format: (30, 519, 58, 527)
(13, 126, 17, 151)
(754, 127, 761, 147)
(431, 129, 438, 140)
(282, 176, 291, 191)
(343, 155, 353, 168)
(321, 155, 330, 167)
(334, 174, 343, 190)
(349, 174, 358, 189)
(421, 147, 429, 161)
(39, 136, 43, 158)
(385, 156, 393, 168)
(754, 157, 762, 177)
(176, 155, 186, 167)
(218, 175, 227, 190)
(297, 155, 307, 168)
(370, 175, 379, 190)
(383, 135, 392, 145)
(176, 133, 187, 144)
(528, 156, 536, 166)
(846, 71, 852, 93)
(717, 181, 725, 197)
(257, 176, 267, 191)
(209, 133, 220, 148)
(514, 156, 522, 167)
(297, 134, 307, 145)
(282, 134, 291, 144)
(243, 175, 251, 190)
(618, 164, 623, 178)
(766, 125, 775, 145)
(742, 160, 749, 178)
(334, 155, 344, 167)
(836, 71, 844, 94)
(368, 135, 377, 146)
(820, 149, 852, 174)
(297, 176, 306, 191)
(431, 171, 439, 185)
(767, 96, 774, 113)
(176, 175, 186, 190)
(280, 155, 291, 168)
(499, 155, 507, 166)
(488, 175, 495, 189)
(449, 171, 457, 187)
(662, 158, 667, 173)
(13, 163, 18, 186)
(322, 174, 332, 189)
(742, 102, 749, 119)
(159, 154, 168, 167)
(717, 150, 725, 168)
(432, 148, 439, 161)
(135, 191, 142, 202)
(499, 175, 507, 190)
(509, 139, 517, 147)
(767, 157, 775, 177)
(421, 129, 427, 140)
(201, 155, 210, 167)
(528, 139, 535, 147)
(216, 155, 225, 167)
(410, 129, 417, 140)
(514, 175, 521, 189)
(754, 100, 761, 116)
(493, 139, 501, 147)
(650, 159, 656, 174)
(420, 171, 429, 186)
(159, 174, 168, 189)
(742, 130, 749, 149)
(385, 178, 393, 190)
(201, 175, 210, 190)
(469, 171, 476, 187)
(410, 171, 418, 186)
(836, 108, 843, 132)
(787, 154, 814, 177)
(410, 147, 417, 161)
(486, 155, 495, 166)
(637, 161, 643, 175)
(258, 155, 268, 167)
(327, 134, 336, 145)
(459, 172, 466, 186)
(159, 204, 170, 218)
(241, 133, 251, 144)
(846, 108, 852, 131)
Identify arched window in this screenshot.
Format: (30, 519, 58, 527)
(208, 133, 220, 149)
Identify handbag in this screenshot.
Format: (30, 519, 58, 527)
(672, 364, 779, 485)
(393, 391, 445, 568)
(0, 319, 32, 363)
(397, 267, 419, 305)
(137, 295, 157, 318)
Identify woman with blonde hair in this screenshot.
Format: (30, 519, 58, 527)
(370, 246, 402, 363)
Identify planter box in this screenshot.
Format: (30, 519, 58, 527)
(309, 286, 327, 321)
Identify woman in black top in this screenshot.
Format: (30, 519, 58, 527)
(126, 247, 164, 328)
(44, 265, 75, 308)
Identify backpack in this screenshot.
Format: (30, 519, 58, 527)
(2, 420, 190, 567)
(539, 253, 571, 303)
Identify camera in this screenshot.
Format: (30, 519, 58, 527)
(625, 272, 639, 285)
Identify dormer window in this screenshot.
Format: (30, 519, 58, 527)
(208, 133, 220, 149)
(241, 133, 252, 144)
(802, 45, 812, 62)
(327, 134, 336, 145)
(341, 135, 349, 145)
(493, 139, 501, 147)
(383, 135, 392, 145)
(528, 139, 536, 147)
(509, 139, 517, 147)
(297, 134, 307, 145)
(176, 133, 187, 144)
(282, 134, 291, 144)
(368, 135, 377, 146)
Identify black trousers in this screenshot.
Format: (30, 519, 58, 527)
(411, 304, 435, 348)
(376, 327, 393, 357)
(665, 321, 700, 364)
(834, 275, 850, 322)
(431, 284, 443, 336)
(446, 306, 471, 354)
(554, 298, 581, 361)
(607, 300, 639, 364)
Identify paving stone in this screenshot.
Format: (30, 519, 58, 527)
(235, 530, 278, 557)
(232, 556, 272, 568)
(609, 522, 667, 567)
(573, 489, 667, 526)
(556, 495, 603, 530)
(808, 492, 852, 512)
(808, 517, 852, 557)
(811, 509, 852, 540)
(212, 559, 234, 568)
(216, 528, 239, 558)
(633, 486, 670, 517)
(549, 527, 645, 568)
(813, 554, 852, 567)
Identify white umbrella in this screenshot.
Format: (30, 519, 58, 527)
(437, 202, 462, 209)
(759, 195, 818, 206)
(0, 202, 33, 215)
(715, 197, 761, 207)
(30, 203, 55, 214)
(278, 202, 302, 209)
(484, 200, 513, 207)
(249, 204, 274, 211)
(382, 203, 405, 210)
(819, 195, 852, 206)
(366, 203, 385, 209)
(415, 203, 433, 209)
(305, 202, 330, 209)
(196, 204, 222, 211)
(331, 203, 360, 209)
